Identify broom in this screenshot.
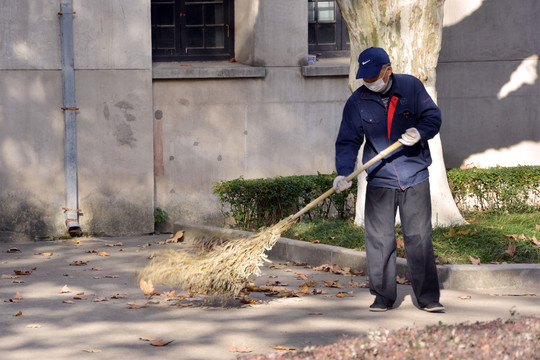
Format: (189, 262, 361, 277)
(137, 141, 403, 297)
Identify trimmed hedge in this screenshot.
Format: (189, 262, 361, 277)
(213, 166, 539, 230)
(447, 166, 540, 213)
(213, 173, 357, 230)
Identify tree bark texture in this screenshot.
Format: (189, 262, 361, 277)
(336, 0, 466, 226)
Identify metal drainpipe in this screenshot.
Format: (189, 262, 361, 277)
(59, 0, 82, 236)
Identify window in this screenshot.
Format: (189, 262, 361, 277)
(308, 0, 349, 57)
(151, 0, 234, 61)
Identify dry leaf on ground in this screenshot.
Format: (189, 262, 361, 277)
(13, 311, 23, 316)
(505, 243, 516, 256)
(469, 256, 481, 265)
(27, 323, 41, 328)
(83, 349, 102, 353)
(70, 260, 87, 266)
(149, 339, 174, 346)
(14, 268, 36, 275)
(60, 285, 71, 293)
(273, 345, 296, 351)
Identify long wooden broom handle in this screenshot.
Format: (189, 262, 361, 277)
(291, 141, 403, 221)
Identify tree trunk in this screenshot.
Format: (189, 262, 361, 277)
(336, 0, 466, 226)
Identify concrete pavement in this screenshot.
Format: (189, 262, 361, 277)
(1, 231, 539, 360)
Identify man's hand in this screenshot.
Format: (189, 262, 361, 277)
(399, 127, 421, 146)
(333, 175, 352, 194)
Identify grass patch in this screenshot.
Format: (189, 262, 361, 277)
(281, 212, 540, 265)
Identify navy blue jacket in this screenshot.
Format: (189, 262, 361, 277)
(335, 73, 441, 189)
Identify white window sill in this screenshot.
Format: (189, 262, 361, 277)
(152, 61, 266, 79)
(301, 57, 350, 77)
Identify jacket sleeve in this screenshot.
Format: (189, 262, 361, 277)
(335, 99, 364, 176)
(413, 78, 442, 140)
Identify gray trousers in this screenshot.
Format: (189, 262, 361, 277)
(364, 179, 440, 307)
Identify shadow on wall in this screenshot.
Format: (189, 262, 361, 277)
(436, 0, 539, 168)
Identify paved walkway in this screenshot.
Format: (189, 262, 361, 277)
(1, 234, 539, 360)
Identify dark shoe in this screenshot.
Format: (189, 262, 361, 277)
(421, 302, 445, 313)
(369, 302, 389, 312)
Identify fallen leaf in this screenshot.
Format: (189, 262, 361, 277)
(62, 300, 74, 304)
(14, 291, 23, 300)
(91, 267, 103, 271)
(273, 345, 296, 351)
(83, 349, 102, 353)
(312, 289, 326, 295)
(229, 341, 253, 353)
(505, 243, 516, 256)
(307, 312, 323, 315)
(76, 292, 85, 295)
(110, 294, 125, 299)
(458, 295, 471, 300)
(268, 263, 287, 269)
(13, 268, 35, 275)
(27, 323, 41, 328)
(169, 230, 184, 243)
(469, 256, 481, 265)
(396, 275, 411, 285)
(13, 311, 23, 316)
(6, 248, 21, 253)
(349, 268, 364, 276)
(139, 337, 155, 342)
(323, 280, 346, 288)
(70, 260, 87, 266)
(34, 252, 53, 256)
(59, 285, 71, 293)
(396, 237, 404, 249)
(98, 251, 110, 257)
(310, 240, 320, 244)
(106, 242, 123, 247)
(150, 339, 174, 346)
(125, 302, 145, 309)
(530, 236, 539, 246)
(86, 249, 98, 253)
(73, 296, 88, 300)
(140, 279, 158, 296)
(92, 297, 109, 302)
(293, 261, 307, 266)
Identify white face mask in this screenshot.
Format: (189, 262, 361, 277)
(364, 67, 389, 93)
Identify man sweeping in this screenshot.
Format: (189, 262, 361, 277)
(333, 47, 444, 313)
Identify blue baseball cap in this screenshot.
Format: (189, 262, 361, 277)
(355, 47, 390, 79)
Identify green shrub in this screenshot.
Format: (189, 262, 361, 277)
(213, 173, 357, 230)
(214, 166, 539, 230)
(447, 166, 540, 213)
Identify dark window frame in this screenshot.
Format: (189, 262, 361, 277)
(151, 0, 234, 62)
(308, 0, 350, 58)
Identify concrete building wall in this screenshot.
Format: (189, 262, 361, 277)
(0, 0, 537, 239)
(0, 0, 154, 240)
(437, 0, 540, 168)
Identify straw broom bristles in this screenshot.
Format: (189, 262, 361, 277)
(137, 216, 297, 297)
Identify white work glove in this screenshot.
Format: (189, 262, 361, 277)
(399, 127, 421, 146)
(333, 175, 352, 194)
